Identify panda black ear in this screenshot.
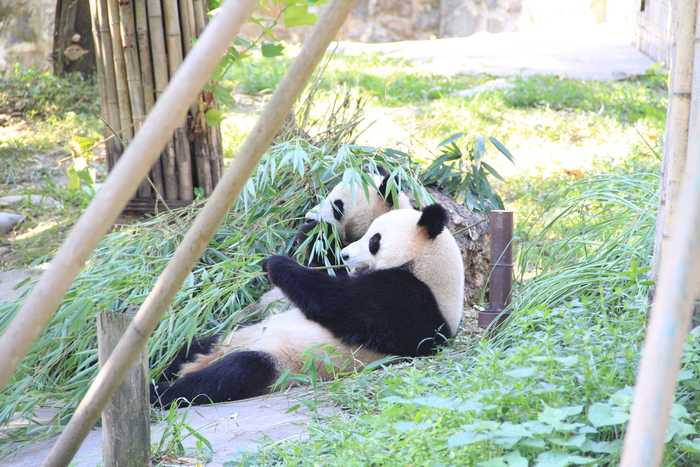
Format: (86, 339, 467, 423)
(376, 166, 399, 207)
(417, 204, 448, 239)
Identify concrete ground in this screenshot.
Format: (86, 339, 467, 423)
(1, 21, 657, 467)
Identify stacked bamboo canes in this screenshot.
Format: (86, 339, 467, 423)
(90, 0, 223, 210)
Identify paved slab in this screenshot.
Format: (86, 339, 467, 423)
(4, 390, 335, 467)
(339, 22, 656, 80)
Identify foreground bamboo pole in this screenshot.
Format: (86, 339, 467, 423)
(651, 0, 697, 295)
(621, 1, 700, 465)
(41, 1, 358, 465)
(0, 0, 257, 397)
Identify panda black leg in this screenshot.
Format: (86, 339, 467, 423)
(157, 334, 222, 383)
(151, 350, 279, 408)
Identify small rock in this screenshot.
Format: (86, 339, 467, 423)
(0, 212, 24, 236)
(0, 195, 58, 207)
(0, 247, 9, 257)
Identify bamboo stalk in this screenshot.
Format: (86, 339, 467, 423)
(146, 0, 173, 197)
(106, 0, 133, 143)
(193, 0, 206, 36)
(94, 0, 122, 167)
(208, 121, 223, 186)
(117, 0, 151, 198)
(193, 131, 213, 196)
(134, 0, 155, 112)
(88, 0, 111, 160)
(160, 141, 179, 200)
(163, 0, 193, 200)
(651, 0, 697, 292)
(621, 1, 700, 465)
(37, 2, 358, 465)
(178, 0, 194, 54)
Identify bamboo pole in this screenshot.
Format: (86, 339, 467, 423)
(106, 0, 133, 143)
(88, 0, 111, 159)
(163, 0, 193, 200)
(179, 0, 194, 54)
(118, 0, 151, 198)
(40, 2, 357, 465)
(134, 0, 165, 197)
(93, 0, 122, 167)
(146, 0, 177, 200)
(621, 2, 700, 465)
(651, 0, 697, 296)
(193, 0, 206, 35)
(0, 0, 258, 404)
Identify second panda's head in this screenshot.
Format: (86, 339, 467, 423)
(305, 167, 411, 244)
(341, 204, 465, 336)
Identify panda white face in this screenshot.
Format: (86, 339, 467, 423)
(341, 209, 425, 271)
(342, 204, 465, 336)
(305, 170, 411, 244)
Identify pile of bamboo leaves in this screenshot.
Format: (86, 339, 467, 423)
(0, 135, 430, 448)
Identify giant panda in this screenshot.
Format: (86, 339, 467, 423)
(244, 166, 413, 314)
(151, 204, 464, 408)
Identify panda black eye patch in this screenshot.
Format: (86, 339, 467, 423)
(332, 199, 344, 221)
(369, 233, 381, 255)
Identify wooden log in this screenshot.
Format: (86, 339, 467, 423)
(106, 0, 133, 143)
(97, 311, 150, 467)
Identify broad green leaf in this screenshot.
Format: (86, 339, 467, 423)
(550, 434, 588, 449)
(505, 366, 537, 378)
(535, 451, 595, 467)
(261, 42, 284, 58)
(284, 4, 317, 28)
(204, 108, 224, 127)
(679, 438, 700, 453)
(553, 356, 579, 367)
(447, 431, 492, 448)
(478, 450, 529, 467)
(587, 403, 629, 428)
(393, 421, 432, 433)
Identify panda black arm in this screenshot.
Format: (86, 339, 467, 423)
(264, 255, 450, 357)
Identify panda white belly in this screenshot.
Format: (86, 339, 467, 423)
(180, 309, 387, 381)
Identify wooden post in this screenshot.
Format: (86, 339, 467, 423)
(97, 312, 150, 467)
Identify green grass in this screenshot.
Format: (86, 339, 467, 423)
(0, 49, 683, 465)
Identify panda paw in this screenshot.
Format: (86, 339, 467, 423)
(263, 255, 300, 285)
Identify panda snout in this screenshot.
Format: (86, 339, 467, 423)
(342, 253, 349, 261)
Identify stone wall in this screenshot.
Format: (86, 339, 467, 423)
(0, 0, 55, 72)
(635, 0, 676, 65)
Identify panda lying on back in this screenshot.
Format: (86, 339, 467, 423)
(151, 204, 464, 408)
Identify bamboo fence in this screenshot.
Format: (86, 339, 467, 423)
(91, 0, 223, 211)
